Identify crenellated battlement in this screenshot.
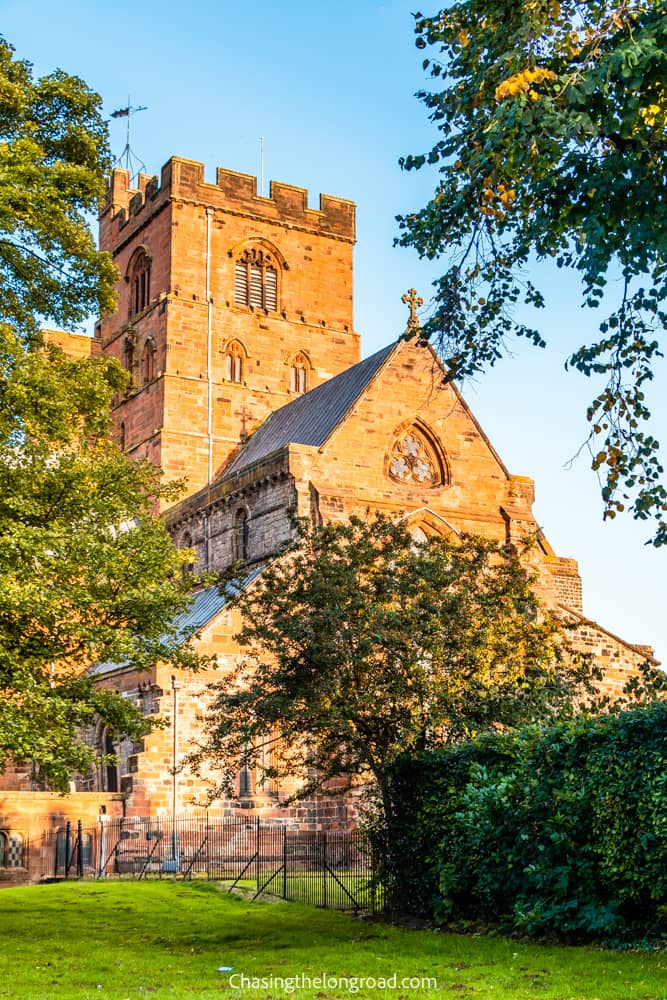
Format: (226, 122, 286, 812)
(102, 156, 355, 241)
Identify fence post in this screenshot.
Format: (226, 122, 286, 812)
(282, 826, 287, 900)
(98, 808, 109, 878)
(322, 832, 327, 910)
(255, 816, 260, 896)
(77, 820, 84, 877)
(64, 821, 71, 878)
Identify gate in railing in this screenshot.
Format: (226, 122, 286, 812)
(42, 815, 382, 913)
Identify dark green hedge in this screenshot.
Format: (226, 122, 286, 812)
(388, 703, 667, 944)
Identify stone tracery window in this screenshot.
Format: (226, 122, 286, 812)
(235, 246, 278, 311)
(224, 340, 245, 383)
(388, 426, 444, 488)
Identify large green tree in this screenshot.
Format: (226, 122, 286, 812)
(189, 514, 599, 831)
(0, 37, 208, 790)
(0, 337, 206, 790)
(398, 1, 667, 544)
(0, 36, 116, 340)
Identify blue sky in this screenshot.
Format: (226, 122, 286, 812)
(4, 0, 665, 661)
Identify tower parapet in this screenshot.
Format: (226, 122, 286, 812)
(101, 156, 355, 248)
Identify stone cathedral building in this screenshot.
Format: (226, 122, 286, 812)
(0, 157, 656, 864)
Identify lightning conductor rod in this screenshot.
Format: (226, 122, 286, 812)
(260, 136, 265, 198)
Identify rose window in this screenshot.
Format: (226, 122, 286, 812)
(389, 431, 441, 486)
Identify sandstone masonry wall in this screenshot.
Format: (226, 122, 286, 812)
(99, 158, 361, 498)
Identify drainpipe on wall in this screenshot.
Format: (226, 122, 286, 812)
(170, 674, 183, 869)
(205, 207, 214, 486)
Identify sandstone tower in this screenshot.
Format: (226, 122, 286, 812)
(97, 157, 360, 496)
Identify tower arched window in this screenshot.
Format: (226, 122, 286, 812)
(128, 250, 151, 318)
(140, 338, 156, 385)
(235, 247, 278, 311)
(224, 341, 245, 384)
(289, 353, 308, 394)
(122, 334, 135, 375)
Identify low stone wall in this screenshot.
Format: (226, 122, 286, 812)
(0, 791, 125, 884)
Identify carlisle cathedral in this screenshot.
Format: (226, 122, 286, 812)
(0, 157, 657, 873)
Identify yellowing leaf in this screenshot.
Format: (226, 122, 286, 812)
(495, 67, 557, 102)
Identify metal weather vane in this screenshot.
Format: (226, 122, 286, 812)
(110, 98, 148, 184)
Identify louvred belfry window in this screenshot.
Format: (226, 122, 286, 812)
(388, 427, 444, 488)
(235, 247, 278, 311)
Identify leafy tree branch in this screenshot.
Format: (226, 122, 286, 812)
(0, 37, 117, 341)
(397, 1, 667, 543)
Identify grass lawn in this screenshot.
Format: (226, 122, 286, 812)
(0, 881, 666, 999)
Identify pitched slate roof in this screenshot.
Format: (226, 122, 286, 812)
(225, 342, 397, 476)
(89, 568, 263, 677)
(170, 567, 263, 639)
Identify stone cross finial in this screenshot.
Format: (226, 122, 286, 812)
(402, 288, 423, 335)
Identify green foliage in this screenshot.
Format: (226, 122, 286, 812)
(0, 37, 117, 339)
(0, 36, 208, 791)
(398, 1, 667, 544)
(0, 333, 208, 789)
(390, 701, 667, 944)
(191, 513, 597, 828)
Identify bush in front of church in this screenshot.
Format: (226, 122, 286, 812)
(389, 700, 667, 945)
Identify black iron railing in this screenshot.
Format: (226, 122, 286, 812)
(42, 815, 383, 913)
